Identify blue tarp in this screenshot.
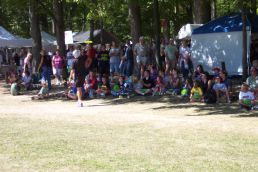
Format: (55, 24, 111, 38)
(193, 14, 251, 34)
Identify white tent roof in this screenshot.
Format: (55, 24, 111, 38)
(41, 31, 56, 45)
(0, 26, 32, 48)
(177, 24, 203, 40)
(0, 38, 32, 48)
(0, 26, 17, 40)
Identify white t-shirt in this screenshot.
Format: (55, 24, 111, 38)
(179, 46, 190, 69)
(239, 91, 255, 100)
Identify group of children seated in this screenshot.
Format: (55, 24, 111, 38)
(6, 63, 258, 111)
(66, 64, 235, 104)
(8, 71, 49, 99)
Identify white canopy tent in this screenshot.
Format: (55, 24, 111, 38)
(41, 31, 57, 45)
(0, 26, 32, 48)
(177, 24, 203, 40)
(191, 14, 251, 75)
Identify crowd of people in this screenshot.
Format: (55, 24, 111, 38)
(3, 36, 258, 110)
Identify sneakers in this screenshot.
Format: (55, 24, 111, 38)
(77, 101, 83, 107)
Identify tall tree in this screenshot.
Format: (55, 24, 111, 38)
(53, 0, 65, 57)
(211, 0, 217, 19)
(128, 0, 141, 44)
(153, 0, 161, 68)
(29, 0, 42, 72)
(193, 0, 211, 24)
(241, 0, 248, 80)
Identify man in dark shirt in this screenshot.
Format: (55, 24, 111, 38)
(97, 44, 110, 77)
(70, 49, 87, 107)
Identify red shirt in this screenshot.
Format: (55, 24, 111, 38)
(87, 48, 96, 59)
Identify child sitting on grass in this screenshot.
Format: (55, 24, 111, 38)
(84, 71, 97, 99)
(32, 80, 49, 100)
(213, 76, 230, 103)
(167, 68, 180, 95)
(66, 80, 77, 100)
(181, 78, 192, 97)
(152, 76, 165, 96)
(239, 83, 256, 111)
(96, 76, 110, 98)
(21, 71, 32, 91)
(190, 80, 203, 102)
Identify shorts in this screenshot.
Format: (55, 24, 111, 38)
(165, 58, 177, 69)
(136, 56, 147, 66)
(75, 75, 85, 88)
(213, 83, 227, 91)
(110, 63, 120, 73)
(53, 68, 62, 76)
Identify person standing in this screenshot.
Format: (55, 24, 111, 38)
(52, 49, 64, 85)
(179, 40, 191, 79)
(109, 41, 121, 77)
(134, 36, 148, 79)
(38, 50, 52, 90)
(70, 48, 87, 107)
(164, 38, 178, 74)
(124, 40, 134, 77)
(23, 52, 32, 74)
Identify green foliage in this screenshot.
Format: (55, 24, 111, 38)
(0, 0, 257, 41)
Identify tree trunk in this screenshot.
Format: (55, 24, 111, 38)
(53, 0, 65, 57)
(251, 0, 256, 31)
(29, 0, 42, 73)
(211, 0, 216, 20)
(241, 0, 248, 80)
(193, 0, 211, 24)
(128, 0, 141, 45)
(153, 0, 160, 68)
(90, 20, 94, 41)
(53, 0, 67, 82)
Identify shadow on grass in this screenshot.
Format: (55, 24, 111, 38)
(1, 79, 258, 117)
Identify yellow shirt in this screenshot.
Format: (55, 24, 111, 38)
(191, 87, 203, 97)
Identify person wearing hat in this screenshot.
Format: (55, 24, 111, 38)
(239, 83, 256, 110)
(246, 67, 258, 99)
(70, 47, 87, 107)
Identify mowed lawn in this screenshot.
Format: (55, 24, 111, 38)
(0, 89, 258, 171)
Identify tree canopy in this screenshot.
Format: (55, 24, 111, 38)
(0, 0, 257, 41)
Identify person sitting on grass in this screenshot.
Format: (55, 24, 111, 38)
(138, 70, 154, 96)
(96, 76, 110, 98)
(152, 76, 165, 96)
(111, 76, 129, 98)
(124, 76, 134, 98)
(148, 64, 158, 81)
(190, 80, 203, 102)
(10, 78, 19, 96)
(21, 71, 32, 91)
(213, 76, 231, 103)
(181, 78, 192, 97)
(133, 76, 144, 95)
(66, 80, 78, 100)
(32, 80, 49, 100)
(84, 71, 97, 99)
(167, 68, 180, 95)
(239, 83, 257, 111)
(246, 67, 258, 99)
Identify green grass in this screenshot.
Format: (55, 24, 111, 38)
(0, 117, 258, 172)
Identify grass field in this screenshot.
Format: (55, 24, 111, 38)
(0, 83, 258, 171)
